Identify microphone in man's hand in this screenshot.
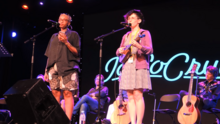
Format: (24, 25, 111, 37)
(120, 22, 131, 27)
(47, 19, 59, 25)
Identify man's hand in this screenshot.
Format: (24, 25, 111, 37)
(91, 93, 96, 97)
(58, 32, 68, 44)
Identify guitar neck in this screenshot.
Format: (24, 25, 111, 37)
(187, 73, 195, 102)
(119, 89, 123, 104)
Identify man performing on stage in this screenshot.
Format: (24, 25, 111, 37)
(72, 74, 109, 123)
(44, 13, 81, 121)
(116, 9, 153, 124)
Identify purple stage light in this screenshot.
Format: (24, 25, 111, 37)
(40, 2, 43, 5)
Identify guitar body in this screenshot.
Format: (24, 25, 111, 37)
(178, 95, 201, 124)
(110, 99, 130, 124)
(119, 32, 146, 64)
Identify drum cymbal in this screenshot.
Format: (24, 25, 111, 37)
(0, 98, 6, 104)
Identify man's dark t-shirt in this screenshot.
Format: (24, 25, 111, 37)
(45, 29, 81, 76)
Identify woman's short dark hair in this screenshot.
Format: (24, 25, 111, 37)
(124, 9, 145, 26)
(94, 74, 105, 85)
(206, 65, 219, 79)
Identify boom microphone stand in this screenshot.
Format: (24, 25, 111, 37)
(24, 24, 56, 79)
(94, 25, 129, 124)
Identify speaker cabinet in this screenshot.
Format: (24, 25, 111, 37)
(3, 79, 70, 124)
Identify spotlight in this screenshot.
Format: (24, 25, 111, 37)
(12, 32, 16, 38)
(22, 4, 29, 10)
(39, 2, 43, 5)
(66, 0, 73, 3)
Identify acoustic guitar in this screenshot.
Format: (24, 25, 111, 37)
(119, 33, 145, 64)
(178, 64, 201, 124)
(110, 89, 130, 124)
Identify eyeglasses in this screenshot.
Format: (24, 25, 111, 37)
(58, 19, 69, 22)
(95, 78, 103, 81)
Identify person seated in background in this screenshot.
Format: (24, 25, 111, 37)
(72, 74, 109, 123)
(179, 65, 220, 124)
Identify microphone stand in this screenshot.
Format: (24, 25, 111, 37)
(195, 74, 199, 97)
(94, 26, 129, 124)
(24, 24, 55, 79)
(148, 93, 156, 124)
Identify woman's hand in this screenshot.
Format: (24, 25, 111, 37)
(131, 40, 142, 49)
(119, 47, 125, 54)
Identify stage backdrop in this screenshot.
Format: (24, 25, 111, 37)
(82, 1, 220, 124)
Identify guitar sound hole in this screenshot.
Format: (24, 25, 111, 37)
(118, 104, 123, 109)
(186, 102, 191, 107)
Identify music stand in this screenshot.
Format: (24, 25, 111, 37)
(0, 43, 11, 58)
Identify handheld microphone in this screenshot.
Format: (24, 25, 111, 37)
(120, 22, 131, 27)
(47, 19, 59, 25)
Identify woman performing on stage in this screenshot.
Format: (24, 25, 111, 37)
(116, 9, 153, 124)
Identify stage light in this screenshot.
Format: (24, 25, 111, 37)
(12, 32, 16, 38)
(66, 0, 73, 3)
(22, 4, 29, 10)
(39, 2, 43, 5)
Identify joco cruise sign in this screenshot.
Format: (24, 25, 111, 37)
(104, 53, 220, 82)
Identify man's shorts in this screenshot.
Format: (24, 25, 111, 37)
(48, 65, 79, 91)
